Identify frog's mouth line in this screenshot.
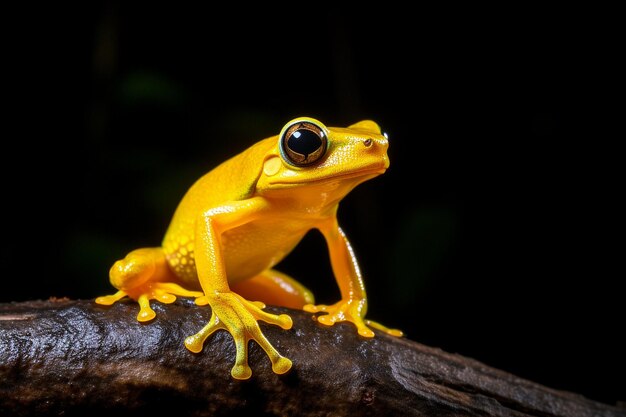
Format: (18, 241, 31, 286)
(269, 167, 386, 186)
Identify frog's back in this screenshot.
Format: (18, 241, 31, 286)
(162, 137, 275, 279)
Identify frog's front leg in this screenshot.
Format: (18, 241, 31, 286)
(304, 218, 403, 338)
(95, 248, 203, 321)
(183, 198, 293, 379)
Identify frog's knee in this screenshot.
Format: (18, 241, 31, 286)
(109, 248, 162, 290)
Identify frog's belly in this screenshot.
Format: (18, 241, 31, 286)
(222, 224, 306, 282)
(165, 220, 308, 286)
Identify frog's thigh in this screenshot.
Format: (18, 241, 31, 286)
(109, 248, 169, 289)
(231, 269, 315, 309)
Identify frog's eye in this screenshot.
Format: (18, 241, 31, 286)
(280, 121, 328, 167)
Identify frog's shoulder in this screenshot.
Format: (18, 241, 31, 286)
(191, 136, 278, 202)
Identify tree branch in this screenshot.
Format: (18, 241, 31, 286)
(0, 298, 623, 417)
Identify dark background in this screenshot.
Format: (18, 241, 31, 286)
(3, 3, 623, 406)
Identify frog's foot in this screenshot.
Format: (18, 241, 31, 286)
(185, 292, 293, 380)
(96, 282, 203, 322)
(97, 247, 203, 321)
(304, 300, 403, 338)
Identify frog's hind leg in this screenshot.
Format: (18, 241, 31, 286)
(231, 269, 315, 309)
(95, 247, 202, 321)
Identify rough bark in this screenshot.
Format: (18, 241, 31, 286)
(0, 298, 623, 417)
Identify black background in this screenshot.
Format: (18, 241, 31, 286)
(3, 3, 623, 405)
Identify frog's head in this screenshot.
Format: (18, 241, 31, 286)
(256, 116, 389, 199)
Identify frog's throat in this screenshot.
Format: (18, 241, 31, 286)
(268, 167, 385, 187)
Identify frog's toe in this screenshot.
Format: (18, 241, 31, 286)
(235, 293, 293, 329)
(194, 295, 211, 306)
(250, 330, 293, 375)
(153, 282, 203, 298)
(365, 319, 404, 337)
(266, 311, 293, 329)
(231, 364, 253, 380)
(255, 310, 292, 330)
(137, 294, 156, 322)
(271, 356, 292, 375)
(277, 314, 293, 330)
(154, 291, 176, 304)
(316, 314, 336, 326)
(303, 303, 328, 313)
(185, 312, 224, 353)
(137, 308, 156, 322)
(95, 290, 127, 305)
(184, 334, 204, 353)
(356, 325, 375, 338)
(314, 307, 376, 337)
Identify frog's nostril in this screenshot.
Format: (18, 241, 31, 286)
(363, 139, 373, 147)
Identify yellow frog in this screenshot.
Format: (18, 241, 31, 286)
(96, 116, 402, 379)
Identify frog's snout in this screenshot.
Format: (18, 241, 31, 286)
(381, 137, 390, 168)
(364, 136, 389, 169)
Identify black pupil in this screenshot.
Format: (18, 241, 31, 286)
(287, 129, 321, 157)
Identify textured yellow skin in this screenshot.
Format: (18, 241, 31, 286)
(96, 116, 402, 379)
